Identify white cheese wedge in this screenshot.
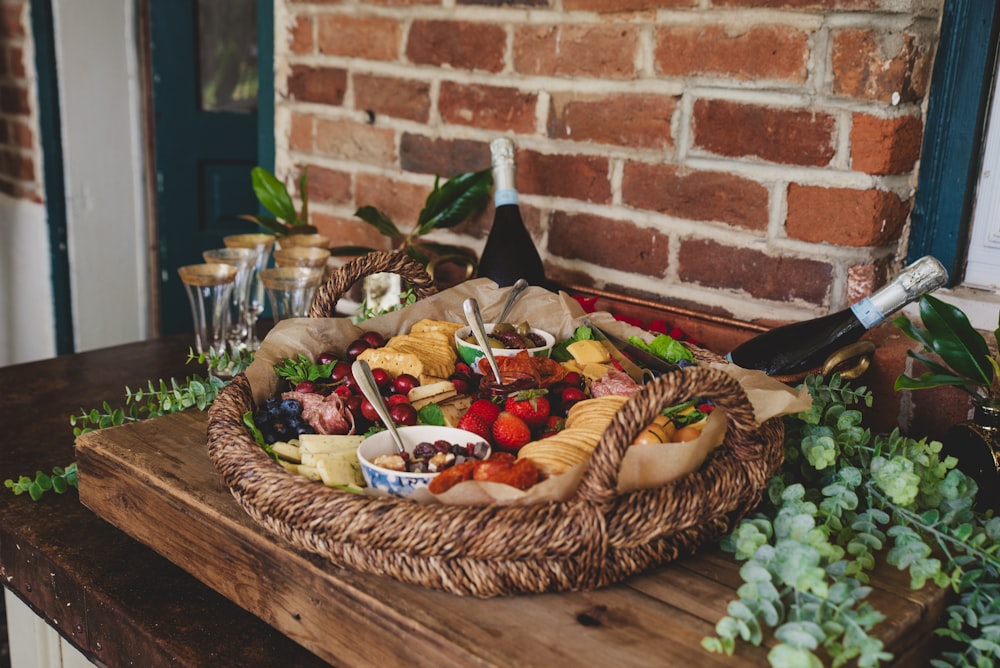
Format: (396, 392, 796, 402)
(315, 452, 365, 488)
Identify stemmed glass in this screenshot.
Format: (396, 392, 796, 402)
(202, 247, 257, 353)
(223, 233, 275, 349)
(259, 267, 325, 321)
(177, 263, 238, 374)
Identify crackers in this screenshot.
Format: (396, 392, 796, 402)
(357, 319, 461, 379)
(518, 396, 630, 476)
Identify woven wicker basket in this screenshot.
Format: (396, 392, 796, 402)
(207, 251, 785, 597)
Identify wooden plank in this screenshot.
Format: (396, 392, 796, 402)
(78, 411, 772, 666)
(76, 408, 951, 666)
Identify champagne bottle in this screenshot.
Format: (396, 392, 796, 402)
(726, 256, 948, 376)
(477, 137, 548, 288)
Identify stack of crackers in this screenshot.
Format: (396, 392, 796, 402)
(517, 395, 629, 476)
(357, 318, 463, 383)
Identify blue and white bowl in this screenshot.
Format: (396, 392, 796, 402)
(454, 324, 555, 375)
(357, 425, 489, 498)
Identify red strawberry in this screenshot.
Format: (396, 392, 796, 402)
(457, 412, 491, 441)
(539, 415, 565, 438)
(467, 398, 502, 424)
(491, 411, 532, 452)
(504, 390, 550, 430)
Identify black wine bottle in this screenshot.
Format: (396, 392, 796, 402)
(726, 256, 948, 377)
(477, 137, 548, 288)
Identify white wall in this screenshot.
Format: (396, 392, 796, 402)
(51, 0, 148, 352)
(0, 195, 56, 366)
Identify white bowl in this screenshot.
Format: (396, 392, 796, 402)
(454, 324, 555, 375)
(357, 425, 490, 498)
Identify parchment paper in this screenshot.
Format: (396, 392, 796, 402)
(245, 279, 811, 504)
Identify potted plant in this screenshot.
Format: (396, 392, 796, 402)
(894, 293, 1000, 508)
(239, 166, 317, 237)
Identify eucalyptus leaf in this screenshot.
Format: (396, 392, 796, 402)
(251, 166, 298, 223)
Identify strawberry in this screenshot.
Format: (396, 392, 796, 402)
(539, 415, 565, 438)
(466, 398, 503, 424)
(504, 390, 550, 430)
(491, 411, 532, 452)
(457, 412, 491, 441)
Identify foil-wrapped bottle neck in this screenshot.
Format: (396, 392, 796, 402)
(490, 138, 516, 168)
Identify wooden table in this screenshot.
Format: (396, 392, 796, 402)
(1, 335, 950, 667)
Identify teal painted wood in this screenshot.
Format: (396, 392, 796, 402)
(30, 0, 74, 354)
(152, 0, 271, 335)
(256, 0, 275, 174)
(909, 0, 1000, 282)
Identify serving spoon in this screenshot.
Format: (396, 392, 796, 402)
(352, 359, 406, 454)
(463, 297, 502, 381)
(495, 278, 528, 325)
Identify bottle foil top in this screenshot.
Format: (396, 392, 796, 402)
(490, 138, 516, 168)
(894, 255, 948, 297)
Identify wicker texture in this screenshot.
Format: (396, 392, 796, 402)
(309, 251, 437, 318)
(207, 253, 785, 597)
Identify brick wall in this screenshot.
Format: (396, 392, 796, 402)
(0, 0, 41, 202)
(276, 0, 943, 325)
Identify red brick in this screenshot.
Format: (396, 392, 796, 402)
(517, 150, 611, 203)
(514, 24, 639, 79)
(549, 211, 671, 277)
(355, 172, 436, 234)
(785, 185, 910, 247)
(439, 82, 537, 133)
(845, 257, 892, 302)
(850, 113, 923, 175)
(317, 15, 401, 61)
(406, 20, 505, 73)
(832, 28, 933, 104)
(622, 163, 769, 231)
(654, 24, 809, 82)
(547, 92, 676, 149)
(286, 65, 347, 105)
(10, 118, 32, 148)
(399, 134, 490, 177)
(564, 0, 693, 9)
(302, 165, 352, 205)
(678, 240, 833, 304)
(314, 119, 396, 167)
(0, 4, 26, 39)
(458, 0, 549, 5)
(0, 84, 28, 115)
(692, 98, 836, 167)
(312, 212, 392, 253)
(353, 73, 430, 123)
(9, 45, 25, 78)
(289, 112, 313, 152)
(366, 0, 439, 5)
(713, 0, 877, 8)
(288, 14, 313, 55)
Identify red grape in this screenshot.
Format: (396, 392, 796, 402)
(360, 398, 380, 423)
(562, 371, 582, 388)
(371, 367, 392, 392)
(345, 339, 371, 361)
(330, 361, 352, 382)
(317, 350, 338, 366)
(294, 380, 317, 393)
(385, 393, 410, 407)
(392, 373, 419, 395)
(360, 331, 386, 348)
(389, 403, 418, 426)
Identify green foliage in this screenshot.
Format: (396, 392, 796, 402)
(704, 372, 1000, 667)
(274, 353, 337, 386)
(353, 286, 417, 323)
(5, 463, 78, 500)
(5, 348, 251, 500)
(894, 294, 1000, 401)
(330, 169, 492, 270)
(239, 166, 316, 236)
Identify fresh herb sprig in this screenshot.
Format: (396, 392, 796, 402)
(4, 348, 251, 500)
(704, 373, 1000, 667)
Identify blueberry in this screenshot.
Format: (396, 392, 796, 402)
(280, 398, 302, 417)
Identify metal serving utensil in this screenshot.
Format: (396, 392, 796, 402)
(496, 278, 528, 325)
(463, 297, 503, 381)
(352, 359, 405, 454)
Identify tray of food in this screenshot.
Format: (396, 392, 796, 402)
(207, 251, 807, 597)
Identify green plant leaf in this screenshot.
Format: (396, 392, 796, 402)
(894, 372, 980, 393)
(414, 240, 477, 260)
(416, 169, 492, 234)
(238, 213, 286, 236)
(297, 168, 309, 225)
(354, 205, 403, 239)
(919, 294, 993, 384)
(251, 166, 298, 224)
(892, 314, 936, 351)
